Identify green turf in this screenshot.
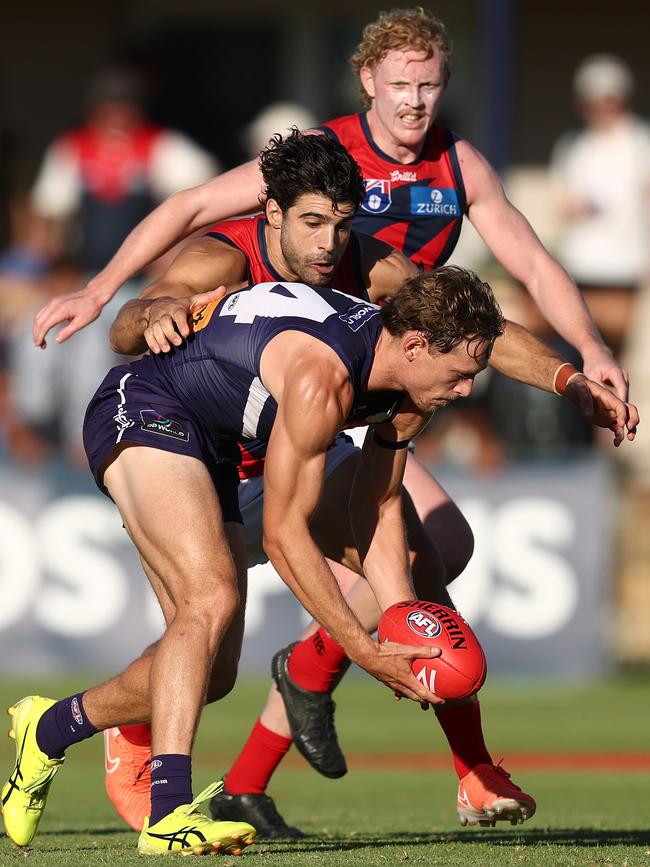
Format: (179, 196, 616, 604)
(0, 674, 649, 864)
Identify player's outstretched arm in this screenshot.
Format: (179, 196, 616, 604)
(458, 139, 628, 400)
(489, 322, 639, 443)
(261, 348, 439, 705)
(32, 159, 263, 348)
(489, 319, 577, 389)
(109, 238, 247, 355)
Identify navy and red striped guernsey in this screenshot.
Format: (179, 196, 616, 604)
(320, 114, 467, 270)
(205, 214, 370, 301)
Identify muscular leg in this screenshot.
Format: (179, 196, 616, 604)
(85, 521, 248, 729)
(101, 446, 240, 757)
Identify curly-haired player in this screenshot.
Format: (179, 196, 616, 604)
(31, 5, 631, 837)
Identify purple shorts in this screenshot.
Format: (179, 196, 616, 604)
(83, 365, 242, 523)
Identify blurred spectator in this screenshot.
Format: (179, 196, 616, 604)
(5, 259, 87, 465)
(550, 54, 650, 357)
(0, 196, 50, 462)
(5, 67, 218, 465)
(241, 101, 317, 159)
(31, 67, 219, 273)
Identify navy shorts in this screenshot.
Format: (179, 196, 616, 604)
(83, 365, 242, 523)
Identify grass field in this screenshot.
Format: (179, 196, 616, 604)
(0, 672, 649, 865)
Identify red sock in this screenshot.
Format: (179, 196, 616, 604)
(434, 700, 492, 779)
(287, 628, 348, 692)
(119, 724, 152, 748)
(225, 719, 292, 795)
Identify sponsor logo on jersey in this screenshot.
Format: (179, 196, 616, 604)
(407, 610, 443, 639)
(390, 169, 418, 182)
(410, 186, 460, 216)
(140, 410, 190, 441)
(362, 179, 392, 214)
(227, 294, 240, 311)
(150, 759, 163, 772)
(71, 697, 84, 726)
(339, 302, 380, 332)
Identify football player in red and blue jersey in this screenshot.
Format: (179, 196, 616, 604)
(101, 132, 637, 837)
(31, 4, 630, 837)
(33, 10, 627, 404)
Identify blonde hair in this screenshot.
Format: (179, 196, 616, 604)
(351, 8, 452, 108)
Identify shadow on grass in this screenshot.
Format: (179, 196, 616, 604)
(9, 827, 650, 856)
(257, 827, 650, 854)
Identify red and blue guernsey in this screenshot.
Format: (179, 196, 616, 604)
(205, 214, 370, 300)
(203, 215, 374, 477)
(320, 114, 467, 270)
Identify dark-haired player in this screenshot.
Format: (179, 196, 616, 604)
(33, 10, 626, 400)
(31, 8, 630, 833)
(103, 131, 637, 837)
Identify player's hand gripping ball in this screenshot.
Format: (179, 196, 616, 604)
(378, 601, 487, 700)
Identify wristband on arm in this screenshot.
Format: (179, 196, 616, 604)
(553, 362, 581, 395)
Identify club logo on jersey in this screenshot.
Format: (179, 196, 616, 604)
(339, 302, 380, 332)
(410, 186, 460, 216)
(407, 610, 443, 639)
(140, 410, 190, 441)
(362, 179, 392, 214)
(191, 300, 218, 333)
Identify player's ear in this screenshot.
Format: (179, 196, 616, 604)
(359, 66, 376, 100)
(403, 332, 428, 361)
(265, 198, 283, 229)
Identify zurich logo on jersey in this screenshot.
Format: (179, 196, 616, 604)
(339, 303, 380, 332)
(410, 186, 460, 216)
(362, 179, 392, 214)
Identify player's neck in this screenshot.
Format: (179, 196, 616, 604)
(368, 330, 403, 391)
(264, 224, 298, 281)
(365, 109, 425, 164)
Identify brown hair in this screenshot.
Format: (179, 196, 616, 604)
(351, 8, 452, 109)
(380, 266, 504, 355)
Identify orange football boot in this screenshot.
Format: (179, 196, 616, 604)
(457, 762, 536, 827)
(104, 727, 151, 831)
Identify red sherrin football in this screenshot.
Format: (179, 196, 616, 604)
(378, 601, 487, 700)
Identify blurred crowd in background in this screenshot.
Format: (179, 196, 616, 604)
(0, 2, 648, 668)
(1, 52, 648, 480)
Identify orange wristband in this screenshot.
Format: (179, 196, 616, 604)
(553, 362, 580, 395)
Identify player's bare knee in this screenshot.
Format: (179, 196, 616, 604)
(173, 586, 240, 651)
